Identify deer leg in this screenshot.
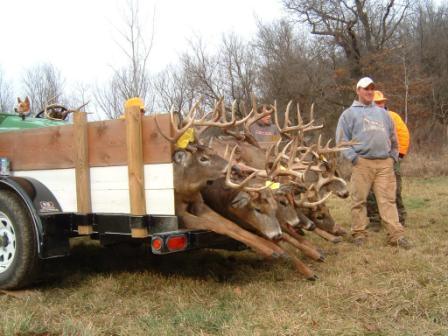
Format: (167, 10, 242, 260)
(182, 209, 317, 280)
(281, 232, 325, 262)
(332, 224, 348, 236)
(276, 241, 317, 281)
(199, 205, 294, 257)
(181, 210, 280, 258)
(282, 223, 324, 256)
(254, 238, 318, 280)
(313, 227, 343, 243)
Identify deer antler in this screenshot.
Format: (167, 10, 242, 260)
(294, 184, 333, 208)
(274, 101, 324, 136)
(297, 191, 333, 208)
(242, 95, 274, 134)
(225, 146, 271, 192)
(70, 102, 90, 113)
(43, 104, 68, 120)
(314, 134, 358, 155)
(261, 138, 320, 185)
(154, 100, 201, 143)
(194, 99, 254, 139)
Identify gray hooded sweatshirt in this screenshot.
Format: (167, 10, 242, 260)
(336, 100, 398, 164)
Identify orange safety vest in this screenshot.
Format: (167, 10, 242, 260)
(389, 111, 410, 155)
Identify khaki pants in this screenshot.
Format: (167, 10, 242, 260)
(350, 157, 404, 242)
(367, 160, 407, 225)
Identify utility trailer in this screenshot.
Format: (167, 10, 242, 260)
(0, 107, 242, 289)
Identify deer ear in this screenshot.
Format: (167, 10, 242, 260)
(17, 97, 22, 103)
(25, 97, 30, 104)
(231, 192, 250, 208)
(173, 150, 189, 166)
(248, 191, 260, 200)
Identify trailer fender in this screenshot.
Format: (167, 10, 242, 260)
(0, 176, 70, 258)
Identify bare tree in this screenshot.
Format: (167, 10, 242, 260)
(219, 33, 258, 102)
(64, 81, 92, 121)
(170, 34, 259, 112)
(152, 64, 193, 112)
(0, 68, 13, 112)
(254, 18, 342, 135)
(283, 0, 411, 78)
(68, 82, 91, 111)
(96, 0, 154, 119)
(180, 36, 223, 106)
(255, 19, 318, 102)
(411, 1, 448, 143)
(21, 63, 65, 115)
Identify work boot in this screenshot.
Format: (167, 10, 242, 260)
(389, 237, 413, 250)
(368, 221, 381, 232)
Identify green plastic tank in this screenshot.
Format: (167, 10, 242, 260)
(0, 113, 66, 132)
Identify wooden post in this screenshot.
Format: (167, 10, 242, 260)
(125, 105, 148, 237)
(73, 111, 93, 235)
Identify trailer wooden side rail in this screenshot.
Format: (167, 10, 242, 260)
(0, 110, 244, 289)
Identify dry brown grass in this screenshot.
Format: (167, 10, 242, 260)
(1, 176, 448, 335)
(401, 151, 448, 177)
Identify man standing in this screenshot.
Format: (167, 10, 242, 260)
(249, 104, 281, 149)
(367, 91, 410, 230)
(336, 77, 412, 249)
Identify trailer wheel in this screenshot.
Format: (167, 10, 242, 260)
(0, 190, 39, 289)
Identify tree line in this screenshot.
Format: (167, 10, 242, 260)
(0, 0, 447, 150)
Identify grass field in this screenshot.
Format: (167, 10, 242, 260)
(1, 176, 448, 335)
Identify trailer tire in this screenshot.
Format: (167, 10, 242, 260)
(0, 190, 39, 289)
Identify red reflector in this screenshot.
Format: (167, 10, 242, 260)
(151, 237, 163, 251)
(166, 235, 187, 251)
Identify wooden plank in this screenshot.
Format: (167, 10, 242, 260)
(125, 106, 148, 238)
(14, 169, 77, 212)
(0, 114, 173, 171)
(14, 164, 175, 215)
(0, 126, 75, 170)
(87, 119, 127, 167)
(88, 115, 173, 167)
(142, 115, 173, 164)
(73, 112, 93, 235)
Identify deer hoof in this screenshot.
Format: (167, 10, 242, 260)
(272, 252, 284, 259)
(306, 274, 318, 281)
(332, 236, 343, 243)
(334, 227, 348, 236)
(318, 255, 325, 262)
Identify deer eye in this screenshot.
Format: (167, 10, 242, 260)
(280, 200, 288, 206)
(199, 155, 210, 163)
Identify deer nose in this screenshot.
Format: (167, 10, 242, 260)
(301, 220, 316, 231)
(337, 190, 349, 198)
(270, 232, 283, 242)
(287, 216, 300, 227)
(266, 226, 283, 241)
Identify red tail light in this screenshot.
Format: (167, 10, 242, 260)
(151, 237, 163, 251)
(166, 235, 187, 251)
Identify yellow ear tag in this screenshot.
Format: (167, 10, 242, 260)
(319, 154, 328, 163)
(280, 165, 286, 171)
(176, 128, 195, 149)
(265, 180, 280, 190)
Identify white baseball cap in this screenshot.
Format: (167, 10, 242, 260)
(356, 77, 374, 89)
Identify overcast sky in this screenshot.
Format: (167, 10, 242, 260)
(0, 0, 285, 92)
